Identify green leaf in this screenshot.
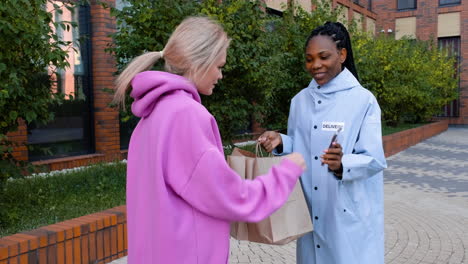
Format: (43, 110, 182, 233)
(9, 111, 18, 121)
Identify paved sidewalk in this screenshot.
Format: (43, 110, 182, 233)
(112, 127, 468, 264)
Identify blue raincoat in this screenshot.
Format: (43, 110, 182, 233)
(275, 68, 387, 264)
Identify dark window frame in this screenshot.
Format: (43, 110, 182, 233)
(437, 36, 461, 117)
(439, 0, 461, 6)
(266, 7, 283, 17)
(27, 3, 94, 161)
(397, 0, 417, 10)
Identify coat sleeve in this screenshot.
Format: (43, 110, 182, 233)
(273, 98, 296, 156)
(165, 105, 303, 222)
(341, 97, 387, 181)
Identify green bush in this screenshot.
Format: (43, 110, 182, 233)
(353, 34, 458, 125)
(0, 0, 81, 180)
(251, 1, 343, 130)
(0, 0, 74, 137)
(0, 162, 126, 237)
(109, 0, 458, 139)
(198, 0, 272, 137)
(109, 0, 341, 139)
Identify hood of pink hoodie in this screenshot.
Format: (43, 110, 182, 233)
(130, 71, 201, 118)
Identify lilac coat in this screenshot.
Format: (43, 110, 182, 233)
(126, 71, 303, 264)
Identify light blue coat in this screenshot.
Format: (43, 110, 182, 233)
(275, 68, 387, 264)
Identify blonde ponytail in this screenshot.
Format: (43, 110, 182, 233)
(113, 16, 230, 110)
(113, 51, 163, 109)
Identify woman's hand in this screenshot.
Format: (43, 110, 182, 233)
(258, 131, 282, 153)
(321, 142, 343, 172)
(284, 152, 306, 170)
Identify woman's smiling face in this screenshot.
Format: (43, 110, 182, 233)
(305, 35, 347, 86)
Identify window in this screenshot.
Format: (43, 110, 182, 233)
(439, 0, 460, 6)
(28, 3, 94, 161)
(397, 0, 416, 10)
(368, 0, 372, 11)
(266, 7, 283, 17)
(437, 37, 460, 117)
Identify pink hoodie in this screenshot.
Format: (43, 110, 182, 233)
(126, 71, 303, 263)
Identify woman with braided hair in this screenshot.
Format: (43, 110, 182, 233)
(259, 21, 387, 263)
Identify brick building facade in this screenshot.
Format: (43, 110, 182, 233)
(372, 0, 468, 125)
(7, 0, 123, 170)
(266, 0, 378, 33)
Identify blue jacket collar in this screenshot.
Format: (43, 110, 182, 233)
(308, 67, 360, 94)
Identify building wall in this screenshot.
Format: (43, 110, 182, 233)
(7, 0, 122, 167)
(373, 0, 468, 124)
(264, 0, 378, 33)
(335, 0, 378, 32)
(90, 0, 120, 156)
(7, 119, 28, 162)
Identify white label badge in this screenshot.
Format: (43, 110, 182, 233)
(322, 122, 345, 132)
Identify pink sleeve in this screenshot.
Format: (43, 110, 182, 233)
(163, 103, 303, 222)
(177, 148, 303, 222)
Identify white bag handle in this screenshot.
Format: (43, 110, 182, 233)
(255, 142, 272, 157)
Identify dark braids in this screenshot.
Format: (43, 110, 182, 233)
(305, 21, 359, 81)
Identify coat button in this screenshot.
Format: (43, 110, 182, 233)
(318, 100, 322, 104)
(344, 209, 347, 212)
(314, 186, 318, 190)
(314, 125, 317, 129)
(317, 245, 320, 248)
(314, 156, 318, 160)
(347, 169, 351, 173)
(315, 216, 318, 220)
(317, 85, 321, 89)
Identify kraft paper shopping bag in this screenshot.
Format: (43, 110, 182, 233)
(227, 145, 313, 245)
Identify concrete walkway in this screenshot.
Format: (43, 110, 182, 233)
(112, 127, 468, 264)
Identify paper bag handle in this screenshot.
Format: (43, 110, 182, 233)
(256, 142, 273, 157)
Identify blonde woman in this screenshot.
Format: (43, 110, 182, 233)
(113, 16, 306, 264)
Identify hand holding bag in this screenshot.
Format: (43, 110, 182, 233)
(227, 143, 313, 245)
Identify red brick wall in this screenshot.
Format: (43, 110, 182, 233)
(32, 152, 127, 172)
(382, 120, 449, 157)
(373, 0, 468, 125)
(90, 0, 120, 155)
(335, 0, 378, 32)
(5, 119, 28, 161)
(0, 206, 127, 264)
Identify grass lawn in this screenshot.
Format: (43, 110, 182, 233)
(0, 162, 126, 237)
(382, 123, 427, 136)
(0, 122, 428, 237)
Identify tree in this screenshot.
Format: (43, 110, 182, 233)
(353, 33, 458, 125)
(0, 0, 75, 178)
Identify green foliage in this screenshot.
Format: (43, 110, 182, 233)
(109, 0, 341, 140)
(108, 0, 201, 126)
(109, 0, 200, 70)
(0, 0, 76, 169)
(109, 0, 458, 139)
(0, 162, 126, 236)
(252, 0, 343, 130)
(353, 33, 458, 125)
(198, 0, 271, 137)
(382, 122, 427, 136)
(0, 0, 73, 133)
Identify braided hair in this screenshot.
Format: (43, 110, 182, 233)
(305, 21, 359, 80)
